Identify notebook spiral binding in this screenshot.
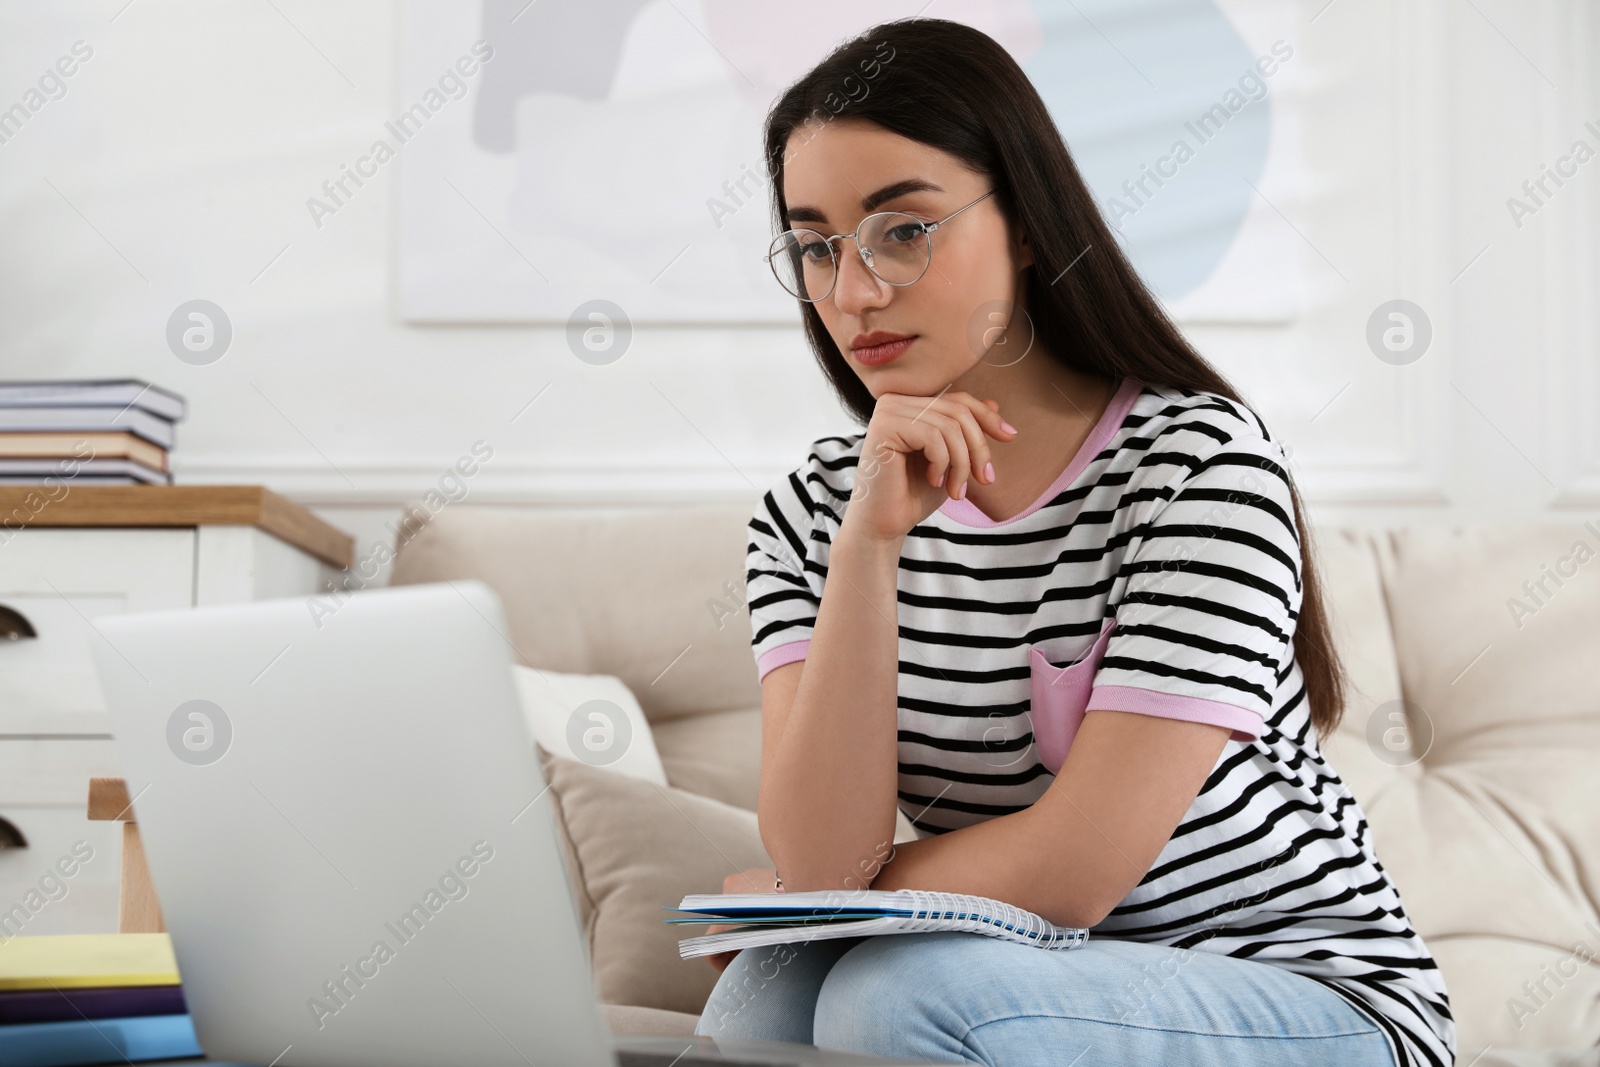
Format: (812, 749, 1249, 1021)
(895, 890, 1090, 948)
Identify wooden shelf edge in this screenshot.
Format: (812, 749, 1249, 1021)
(0, 485, 353, 569)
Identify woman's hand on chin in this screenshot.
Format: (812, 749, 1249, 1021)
(846, 390, 1017, 543)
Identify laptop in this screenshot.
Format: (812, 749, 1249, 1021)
(89, 579, 929, 1067)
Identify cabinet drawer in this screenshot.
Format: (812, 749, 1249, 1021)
(0, 806, 122, 936)
(0, 528, 194, 734)
(0, 738, 127, 936)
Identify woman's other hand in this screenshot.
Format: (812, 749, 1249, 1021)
(705, 866, 782, 974)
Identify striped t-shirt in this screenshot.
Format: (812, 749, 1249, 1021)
(745, 379, 1455, 1067)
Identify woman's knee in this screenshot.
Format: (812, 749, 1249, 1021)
(695, 937, 861, 1043)
(812, 933, 982, 1062)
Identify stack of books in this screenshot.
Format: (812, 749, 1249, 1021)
(0, 934, 200, 1067)
(0, 379, 188, 485)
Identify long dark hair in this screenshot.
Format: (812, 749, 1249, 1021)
(762, 16, 1347, 738)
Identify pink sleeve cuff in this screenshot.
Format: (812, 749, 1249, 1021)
(1087, 684, 1264, 741)
(756, 639, 811, 682)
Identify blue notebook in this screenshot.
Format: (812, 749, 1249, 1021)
(0, 1012, 201, 1067)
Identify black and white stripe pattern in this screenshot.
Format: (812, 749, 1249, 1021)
(745, 381, 1455, 1067)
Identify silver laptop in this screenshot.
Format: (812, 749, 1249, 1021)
(89, 579, 927, 1067)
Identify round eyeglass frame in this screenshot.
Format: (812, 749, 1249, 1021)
(764, 188, 997, 302)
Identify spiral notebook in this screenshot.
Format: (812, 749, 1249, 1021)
(666, 889, 1091, 959)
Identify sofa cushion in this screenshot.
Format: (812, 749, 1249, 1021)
(1463, 1050, 1600, 1067)
(1308, 527, 1408, 791)
(652, 706, 762, 810)
(601, 1004, 700, 1038)
(538, 738, 927, 1018)
(537, 742, 773, 1016)
(389, 504, 760, 722)
(653, 706, 927, 845)
(512, 664, 667, 785)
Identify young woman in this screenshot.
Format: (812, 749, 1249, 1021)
(697, 18, 1454, 1067)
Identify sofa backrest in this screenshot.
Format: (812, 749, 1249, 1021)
(1316, 525, 1600, 1049)
(388, 504, 760, 722)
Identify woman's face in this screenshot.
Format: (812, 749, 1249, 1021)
(779, 118, 1033, 396)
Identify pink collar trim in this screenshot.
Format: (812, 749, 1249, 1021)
(938, 377, 1143, 529)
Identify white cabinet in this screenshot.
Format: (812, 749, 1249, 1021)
(0, 529, 195, 736)
(0, 491, 350, 935)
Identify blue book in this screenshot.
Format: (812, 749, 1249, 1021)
(0, 1012, 201, 1067)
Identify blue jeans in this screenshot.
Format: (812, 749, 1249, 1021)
(694, 932, 1398, 1066)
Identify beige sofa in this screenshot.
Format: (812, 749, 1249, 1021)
(388, 505, 1600, 1065)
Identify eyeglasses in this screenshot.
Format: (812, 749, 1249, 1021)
(765, 189, 996, 302)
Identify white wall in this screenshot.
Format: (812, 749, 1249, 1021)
(1, 0, 1595, 580)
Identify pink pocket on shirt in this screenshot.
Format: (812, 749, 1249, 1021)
(1027, 618, 1116, 775)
